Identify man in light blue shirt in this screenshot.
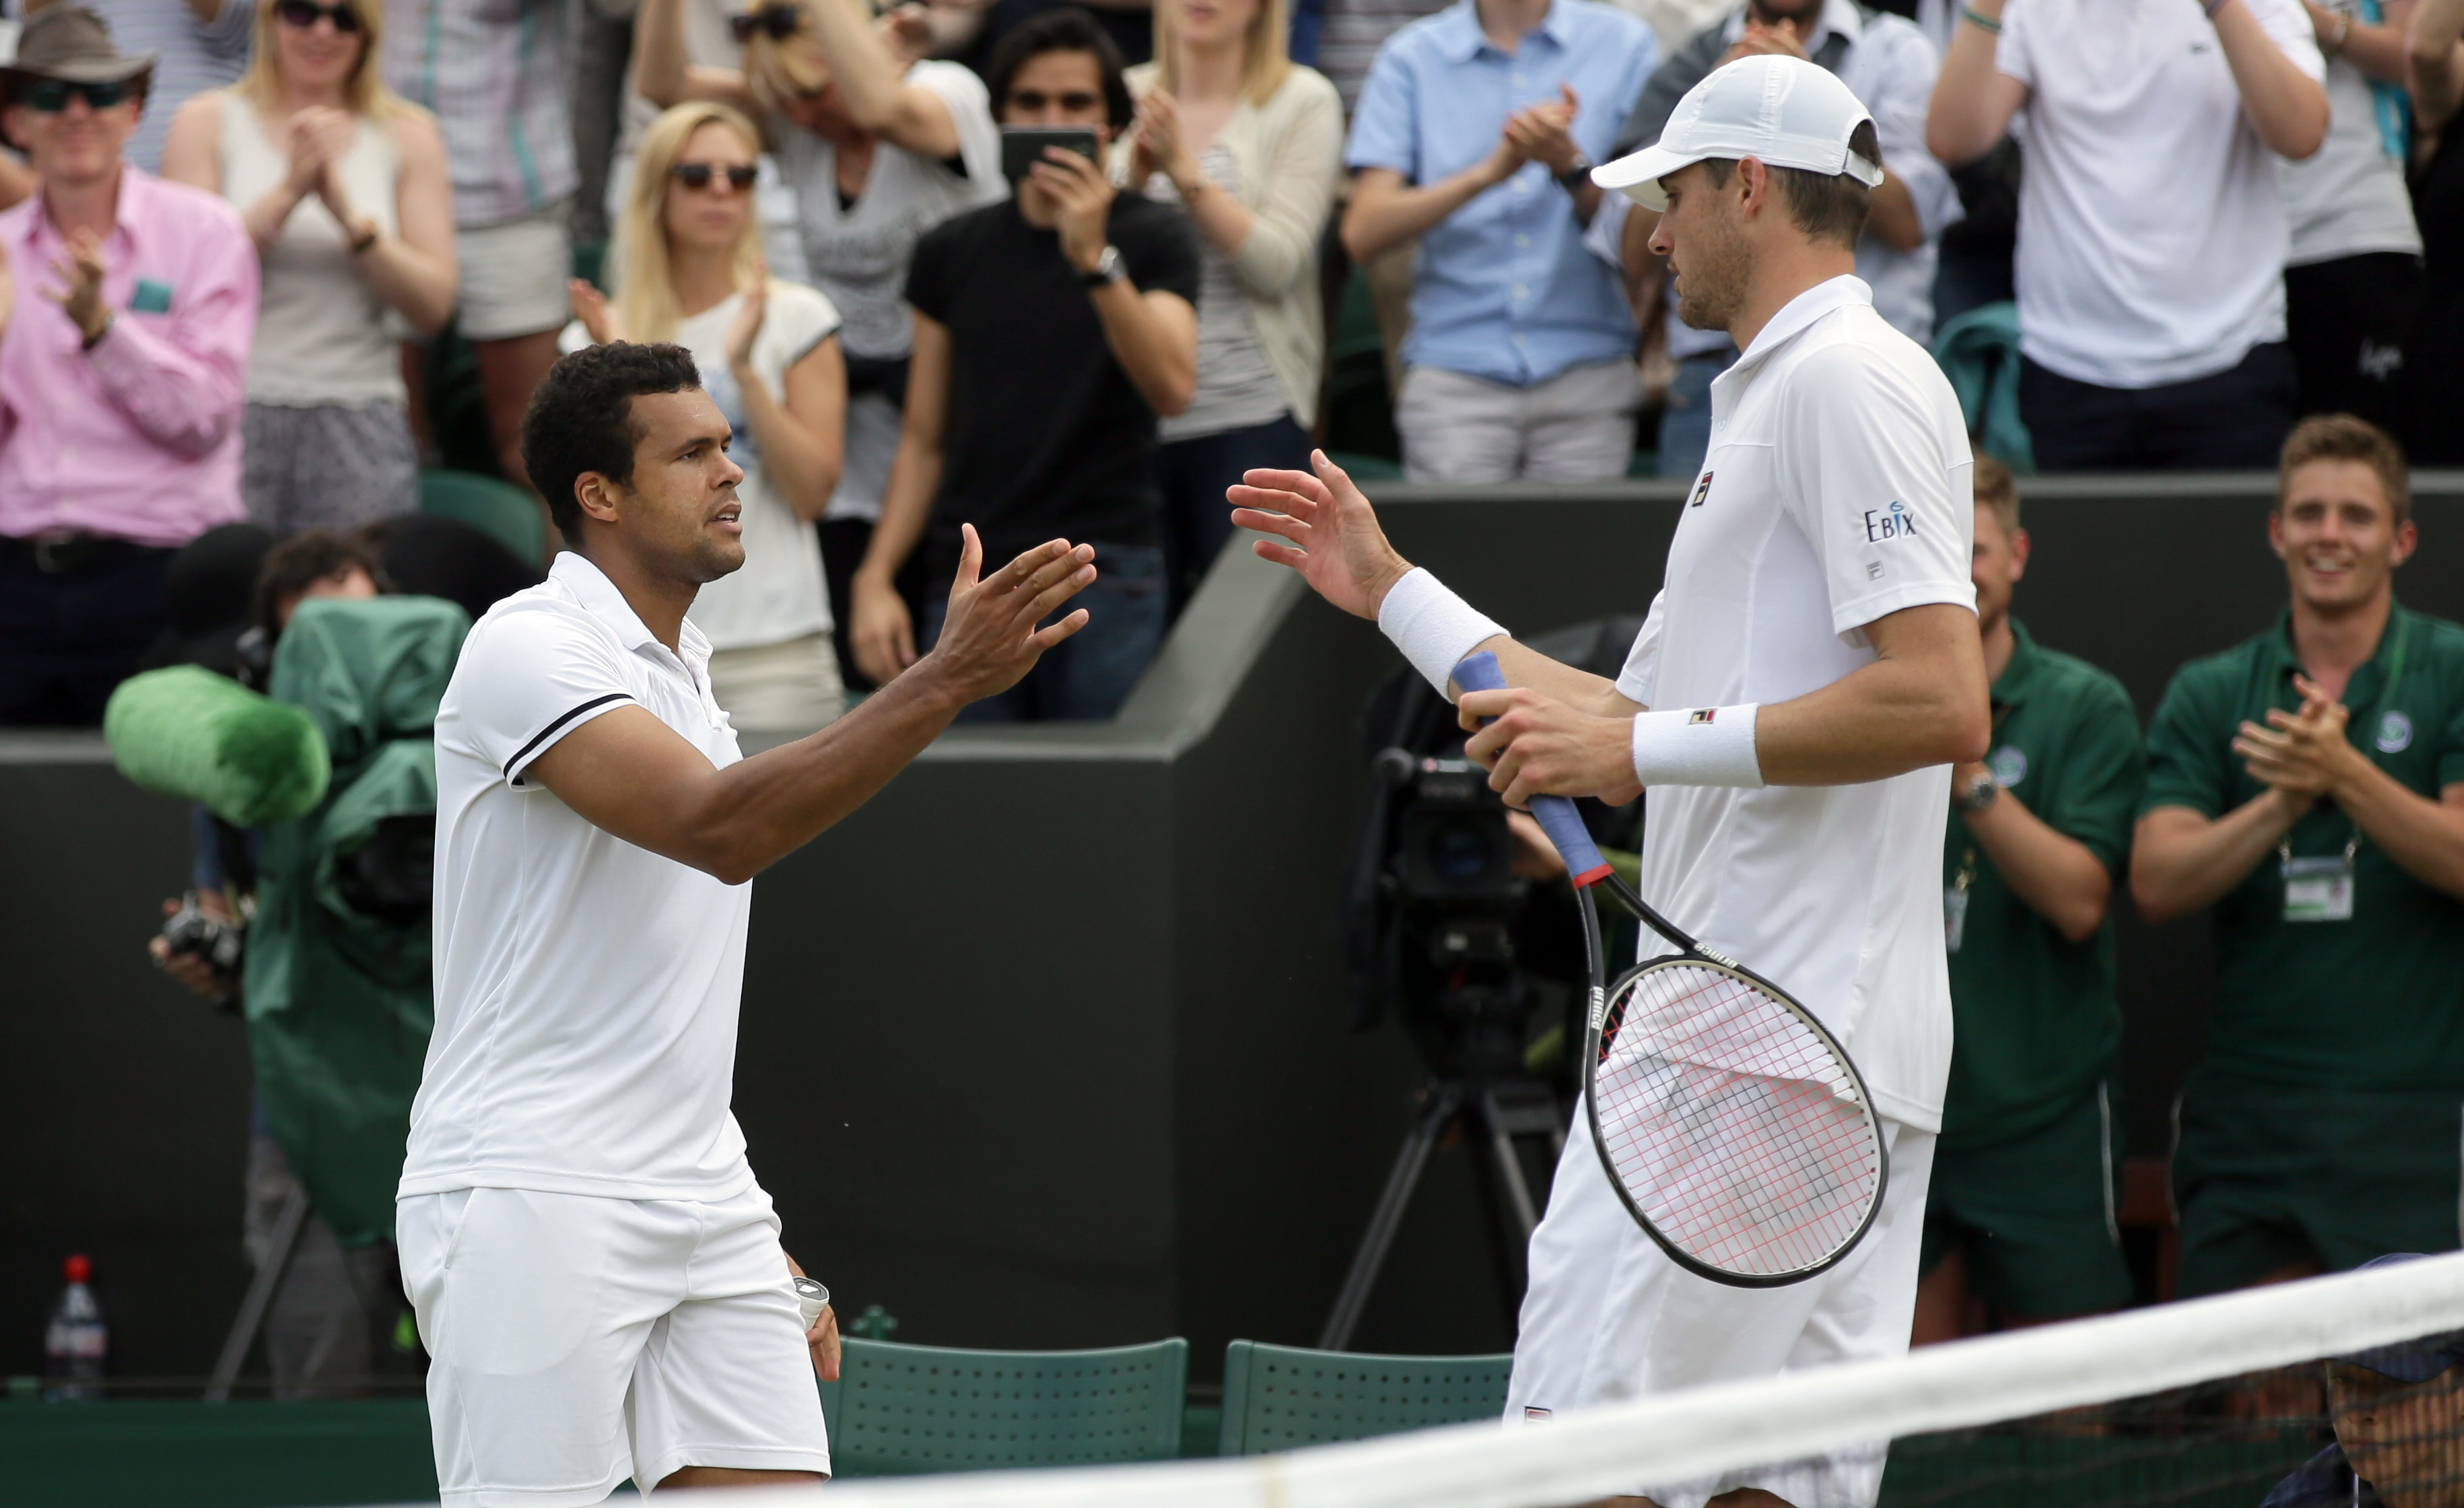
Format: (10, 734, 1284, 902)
(1341, 0, 1657, 482)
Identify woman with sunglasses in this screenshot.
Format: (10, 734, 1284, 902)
(160, 0, 456, 538)
(639, 0, 1002, 691)
(1123, 0, 1339, 617)
(566, 102, 853, 732)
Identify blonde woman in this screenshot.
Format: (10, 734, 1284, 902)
(162, 0, 456, 537)
(567, 102, 853, 732)
(1126, 0, 1340, 614)
(638, 0, 1002, 689)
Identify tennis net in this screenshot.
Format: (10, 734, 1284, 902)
(802, 1249, 2464, 1508)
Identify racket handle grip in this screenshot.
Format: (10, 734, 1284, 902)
(1451, 650, 1616, 889)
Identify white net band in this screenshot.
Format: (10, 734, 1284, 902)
(787, 1251, 2464, 1508)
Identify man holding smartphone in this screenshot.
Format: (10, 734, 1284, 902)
(849, 8, 1200, 721)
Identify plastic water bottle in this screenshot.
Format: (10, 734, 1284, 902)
(43, 1255, 106, 1401)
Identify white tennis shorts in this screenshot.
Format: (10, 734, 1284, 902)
(1504, 1113, 1936, 1508)
(399, 1182, 830, 1507)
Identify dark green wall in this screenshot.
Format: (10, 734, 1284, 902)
(6, 475, 2461, 1385)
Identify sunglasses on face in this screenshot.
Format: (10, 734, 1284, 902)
(728, 3, 801, 42)
(19, 78, 135, 112)
(275, 0, 363, 30)
(671, 160, 760, 192)
(1005, 89, 1101, 113)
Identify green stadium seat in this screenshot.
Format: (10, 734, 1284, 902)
(419, 469, 544, 567)
(1214, 1340, 1513, 1455)
(816, 1336, 1189, 1476)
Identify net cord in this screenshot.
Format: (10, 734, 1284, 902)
(765, 1251, 2464, 1508)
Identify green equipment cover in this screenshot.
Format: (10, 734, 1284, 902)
(246, 595, 471, 1247)
(103, 665, 331, 827)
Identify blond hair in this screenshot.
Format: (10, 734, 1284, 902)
(234, 0, 402, 119)
(1154, 0, 1291, 106)
(1973, 451, 2019, 538)
(612, 103, 769, 345)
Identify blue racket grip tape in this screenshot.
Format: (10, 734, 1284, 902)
(1451, 650, 1616, 889)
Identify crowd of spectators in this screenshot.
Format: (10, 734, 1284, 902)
(0, 0, 2461, 729)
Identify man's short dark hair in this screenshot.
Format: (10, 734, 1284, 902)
(254, 529, 386, 643)
(986, 7, 1133, 130)
(519, 342, 704, 547)
(1699, 119, 1880, 249)
(2279, 412, 2411, 527)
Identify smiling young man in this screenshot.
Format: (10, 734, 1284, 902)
(399, 341, 1097, 1507)
(1233, 55, 1983, 1508)
(2133, 415, 2464, 1299)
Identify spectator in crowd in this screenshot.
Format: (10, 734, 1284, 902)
(850, 9, 1198, 720)
(1925, 0, 2327, 471)
(2280, 0, 2420, 443)
(75, 0, 255, 174)
(1126, 0, 1340, 613)
(640, 0, 1003, 691)
(381, 0, 574, 491)
(160, 0, 458, 537)
(2406, 0, 2464, 464)
(2133, 415, 2464, 1296)
(1911, 452, 2142, 1344)
(1600, 0, 1958, 480)
(2262, 1259, 2464, 1508)
(568, 102, 852, 732)
(1341, 0, 1655, 483)
(0, 4, 258, 726)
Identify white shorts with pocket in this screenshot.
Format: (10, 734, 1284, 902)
(1504, 1113, 1936, 1508)
(453, 202, 575, 341)
(400, 1182, 829, 1507)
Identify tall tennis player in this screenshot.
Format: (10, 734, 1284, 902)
(1233, 57, 1987, 1508)
(397, 342, 1097, 1506)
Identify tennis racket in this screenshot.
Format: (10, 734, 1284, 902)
(1454, 650, 1886, 1287)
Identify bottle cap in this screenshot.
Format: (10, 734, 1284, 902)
(64, 1254, 90, 1283)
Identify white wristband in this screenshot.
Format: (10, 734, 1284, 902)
(1376, 567, 1507, 696)
(1631, 704, 1765, 788)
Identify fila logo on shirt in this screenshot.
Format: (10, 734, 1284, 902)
(1862, 500, 1919, 542)
(1690, 471, 1715, 508)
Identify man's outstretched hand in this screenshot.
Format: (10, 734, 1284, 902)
(1228, 449, 1414, 621)
(918, 523, 1096, 705)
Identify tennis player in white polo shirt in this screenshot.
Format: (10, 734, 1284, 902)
(396, 341, 1098, 1507)
(1233, 57, 1985, 1508)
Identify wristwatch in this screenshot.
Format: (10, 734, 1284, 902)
(1955, 770, 2001, 813)
(1080, 244, 1126, 288)
(1554, 155, 1595, 192)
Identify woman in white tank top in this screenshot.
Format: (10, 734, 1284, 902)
(565, 102, 854, 734)
(162, 0, 456, 537)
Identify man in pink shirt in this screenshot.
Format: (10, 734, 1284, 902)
(0, 4, 256, 725)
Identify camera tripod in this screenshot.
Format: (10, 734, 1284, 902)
(1317, 1071, 1566, 1350)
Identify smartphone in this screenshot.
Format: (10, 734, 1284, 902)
(1000, 127, 1100, 185)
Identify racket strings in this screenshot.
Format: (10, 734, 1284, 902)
(1596, 963, 1882, 1278)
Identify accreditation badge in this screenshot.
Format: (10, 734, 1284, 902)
(1944, 885, 1969, 953)
(2282, 854, 2356, 923)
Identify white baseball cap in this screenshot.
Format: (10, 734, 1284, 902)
(1592, 54, 1882, 211)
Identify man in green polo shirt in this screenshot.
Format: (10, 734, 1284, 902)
(1914, 454, 2144, 1343)
(2133, 413, 2464, 1298)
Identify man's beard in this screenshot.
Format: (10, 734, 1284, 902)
(1673, 208, 1754, 333)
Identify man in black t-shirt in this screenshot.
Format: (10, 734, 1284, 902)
(847, 7, 1200, 721)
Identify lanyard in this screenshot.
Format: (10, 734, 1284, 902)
(2276, 611, 2409, 865)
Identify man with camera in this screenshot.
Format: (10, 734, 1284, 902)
(1238, 56, 1984, 1508)
(847, 7, 1198, 722)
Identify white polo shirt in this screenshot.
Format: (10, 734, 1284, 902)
(1618, 276, 1974, 1132)
(1997, 0, 2323, 388)
(402, 552, 759, 1204)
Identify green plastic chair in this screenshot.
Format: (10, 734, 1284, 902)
(419, 469, 545, 567)
(1215, 1340, 1513, 1455)
(817, 1336, 1190, 1476)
